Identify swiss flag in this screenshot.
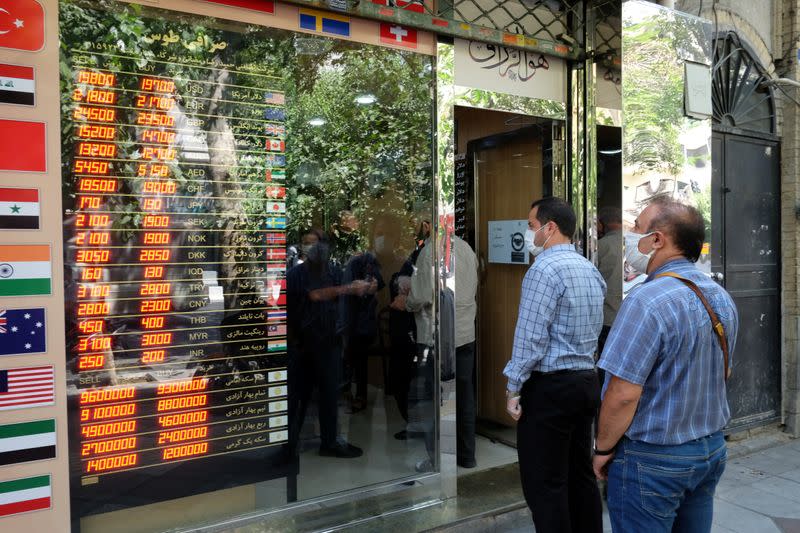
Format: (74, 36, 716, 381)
(380, 23, 417, 49)
(0, 0, 45, 52)
(0, 119, 45, 172)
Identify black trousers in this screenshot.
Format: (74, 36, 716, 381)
(517, 369, 603, 533)
(456, 342, 476, 464)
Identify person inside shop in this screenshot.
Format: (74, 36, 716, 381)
(596, 206, 623, 364)
(286, 228, 372, 458)
(338, 212, 384, 413)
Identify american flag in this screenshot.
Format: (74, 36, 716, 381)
(0, 366, 55, 411)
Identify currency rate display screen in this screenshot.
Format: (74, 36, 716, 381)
(60, 1, 293, 517)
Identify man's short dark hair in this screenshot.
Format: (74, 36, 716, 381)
(598, 206, 622, 227)
(645, 198, 705, 262)
(530, 197, 576, 238)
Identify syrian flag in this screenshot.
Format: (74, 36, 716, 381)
(0, 64, 34, 106)
(0, 419, 55, 467)
(380, 23, 418, 49)
(0, 475, 51, 518)
(0, 245, 51, 297)
(0, 188, 39, 229)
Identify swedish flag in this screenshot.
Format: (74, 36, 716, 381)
(299, 8, 350, 37)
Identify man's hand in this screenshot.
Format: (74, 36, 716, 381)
(349, 279, 371, 297)
(506, 395, 521, 421)
(593, 452, 615, 480)
(390, 294, 407, 311)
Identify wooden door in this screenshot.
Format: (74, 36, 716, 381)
(474, 133, 542, 425)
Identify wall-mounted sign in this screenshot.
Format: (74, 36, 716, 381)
(454, 38, 565, 103)
(488, 220, 529, 265)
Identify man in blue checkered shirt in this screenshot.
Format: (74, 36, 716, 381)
(503, 197, 606, 533)
(594, 199, 738, 533)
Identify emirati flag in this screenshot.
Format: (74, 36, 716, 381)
(0, 245, 51, 297)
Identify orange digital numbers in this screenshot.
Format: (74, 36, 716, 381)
(142, 232, 170, 245)
(143, 266, 165, 279)
(77, 302, 109, 317)
(135, 94, 174, 110)
(76, 70, 116, 86)
(141, 349, 166, 363)
(76, 249, 111, 263)
(76, 89, 116, 105)
(77, 336, 111, 353)
(81, 402, 136, 422)
(156, 379, 209, 395)
(80, 436, 136, 457)
(78, 320, 105, 334)
(140, 130, 176, 144)
(77, 142, 117, 158)
(78, 178, 117, 193)
(141, 198, 162, 211)
(137, 163, 170, 177)
(77, 285, 110, 299)
(77, 124, 116, 140)
(157, 426, 208, 445)
(74, 160, 110, 175)
(73, 106, 116, 122)
(138, 249, 170, 262)
(141, 332, 173, 347)
(75, 231, 111, 246)
(140, 299, 171, 313)
(77, 196, 102, 210)
(142, 215, 170, 228)
(79, 387, 135, 405)
(140, 282, 171, 296)
(78, 354, 105, 370)
(156, 394, 208, 412)
(81, 420, 136, 439)
(85, 453, 138, 473)
(157, 410, 208, 428)
(136, 112, 174, 127)
(140, 77, 176, 93)
(140, 316, 165, 329)
(142, 181, 176, 194)
(76, 214, 111, 228)
(141, 147, 177, 160)
(162, 442, 208, 461)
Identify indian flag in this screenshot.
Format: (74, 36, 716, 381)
(0, 475, 51, 518)
(0, 188, 40, 229)
(0, 419, 56, 466)
(0, 245, 51, 297)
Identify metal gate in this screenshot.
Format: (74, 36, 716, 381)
(711, 131, 781, 430)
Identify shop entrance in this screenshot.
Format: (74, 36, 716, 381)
(455, 106, 555, 448)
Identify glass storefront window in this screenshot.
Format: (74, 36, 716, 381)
(59, 1, 435, 530)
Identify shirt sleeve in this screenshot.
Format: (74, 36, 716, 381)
(598, 292, 662, 386)
(503, 265, 559, 393)
(405, 242, 434, 313)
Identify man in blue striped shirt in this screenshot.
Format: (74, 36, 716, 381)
(503, 197, 606, 533)
(594, 199, 738, 532)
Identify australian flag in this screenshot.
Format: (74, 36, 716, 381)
(0, 308, 46, 356)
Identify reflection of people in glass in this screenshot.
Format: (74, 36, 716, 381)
(596, 207, 623, 355)
(286, 229, 370, 458)
(339, 217, 384, 413)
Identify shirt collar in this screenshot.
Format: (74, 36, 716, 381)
(646, 257, 694, 282)
(539, 243, 576, 258)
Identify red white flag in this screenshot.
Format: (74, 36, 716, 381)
(371, 0, 425, 13)
(0, 365, 55, 411)
(0, 0, 45, 52)
(380, 23, 418, 49)
(205, 0, 274, 14)
(0, 120, 45, 172)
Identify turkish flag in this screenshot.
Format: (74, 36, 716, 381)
(205, 0, 274, 14)
(0, 0, 45, 52)
(0, 119, 46, 172)
(380, 23, 418, 49)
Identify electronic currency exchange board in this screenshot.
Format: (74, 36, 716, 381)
(60, 4, 294, 517)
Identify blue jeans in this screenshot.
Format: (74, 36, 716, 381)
(607, 431, 726, 533)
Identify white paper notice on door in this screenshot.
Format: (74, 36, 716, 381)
(488, 220, 529, 265)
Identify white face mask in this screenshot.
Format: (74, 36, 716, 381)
(625, 232, 655, 274)
(525, 224, 551, 257)
(373, 235, 385, 254)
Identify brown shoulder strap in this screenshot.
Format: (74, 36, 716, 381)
(655, 272, 730, 380)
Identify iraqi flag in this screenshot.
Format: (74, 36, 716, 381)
(0, 64, 34, 106)
(380, 23, 418, 48)
(0, 0, 44, 52)
(0, 419, 55, 467)
(0, 188, 39, 229)
(0, 474, 51, 518)
(0, 246, 51, 297)
(0, 120, 46, 172)
(0, 307, 46, 356)
(0, 366, 54, 411)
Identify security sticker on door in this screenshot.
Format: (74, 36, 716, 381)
(488, 220, 529, 265)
